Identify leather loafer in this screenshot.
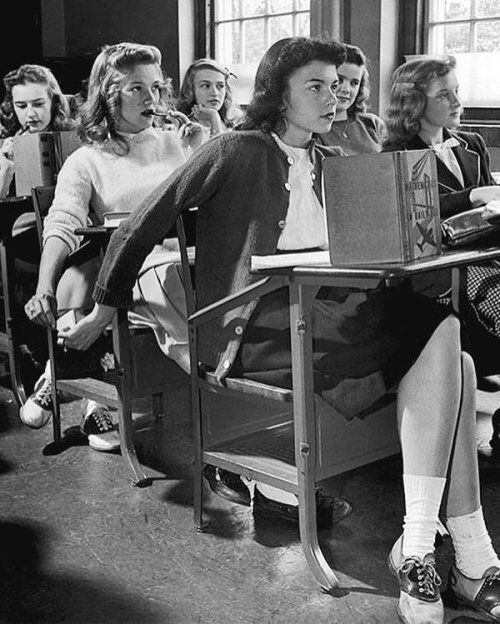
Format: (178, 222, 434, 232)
(252, 486, 352, 529)
(449, 565, 500, 622)
(203, 465, 251, 506)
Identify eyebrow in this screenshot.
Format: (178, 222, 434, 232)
(13, 98, 47, 104)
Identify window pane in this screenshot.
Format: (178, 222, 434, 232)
(240, 0, 267, 18)
(454, 51, 500, 106)
(269, 14, 293, 42)
(429, 0, 471, 22)
(270, 0, 294, 13)
(296, 0, 311, 9)
(436, 23, 470, 52)
(476, 0, 500, 18)
(244, 19, 266, 63)
(215, 21, 243, 65)
(215, 0, 242, 21)
(295, 12, 310, 36)
(476, 20, 500, 51)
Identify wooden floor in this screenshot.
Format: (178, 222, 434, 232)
(0, 379, 498, 624)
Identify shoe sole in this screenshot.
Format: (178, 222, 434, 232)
(253, 497, 351, 529)
(87, 434, 120, 453)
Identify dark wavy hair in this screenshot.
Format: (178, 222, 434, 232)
(0, 64, 74, 137)
(78, 42, 174, 154)
(342, 44, 371, 118)
(239, 37, 346, 134)
(384, 55, 456, 144)
(176, 58, 239, 128)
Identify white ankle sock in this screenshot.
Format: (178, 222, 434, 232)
(446, 506, 500, 578)
(402, 474, 446, 559)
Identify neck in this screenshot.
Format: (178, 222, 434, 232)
(278, 127, 311, 149)
(335, 110, 348, 121)
(418, 122, 444, 146)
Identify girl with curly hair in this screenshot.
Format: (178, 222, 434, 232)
(22, 42, 203, 450)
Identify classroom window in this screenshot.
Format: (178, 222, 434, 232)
(209, 0, 311, 104)
(426, 0, 500, 109)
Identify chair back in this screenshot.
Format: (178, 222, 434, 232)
(175, 209, 197, 317)
(31, 185, 55, 248)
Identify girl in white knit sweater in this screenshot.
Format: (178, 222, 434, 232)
(22, 42, 202, 451)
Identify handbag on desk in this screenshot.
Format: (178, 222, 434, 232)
(441, 207, 500, 247)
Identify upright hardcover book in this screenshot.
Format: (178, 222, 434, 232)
(323, 149, 442, 264)
(13, 130, 81, 196)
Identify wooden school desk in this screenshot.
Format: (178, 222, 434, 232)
(250, 247, 500, 591)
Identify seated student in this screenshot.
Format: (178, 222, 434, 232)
(59, 36, 500, 623)
(176, 58, 242, 138)
(383, 55, 500, 451)
(319, 44, 385, 154)
(0, 64, 76, 388)
(22, 42, 203, 452)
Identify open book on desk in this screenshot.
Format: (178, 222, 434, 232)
(251, 250, 331, 270)
(102, 211, 131, 228)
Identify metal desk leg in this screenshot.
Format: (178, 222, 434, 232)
(289, 281, 340, 591)
(113, 310, 150, 487)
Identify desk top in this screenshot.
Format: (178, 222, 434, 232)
(255, 247, 500, 280)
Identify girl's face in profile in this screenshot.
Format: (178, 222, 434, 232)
(118, 63, 163, 134)
(193, 68, 226, 111)
(336, 62, 363, 115)
(281, 61, 338, 148)
(422, 69, 462, 131)
(12, 82, 52, 133)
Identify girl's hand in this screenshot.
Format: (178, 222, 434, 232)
(191, 105, 223, 135)
(25, 292, 58, 329)
(0, 137, 14, 160)
(164, 110, 205, 150)
(482, 200, 500, 221)
(470, 186, 500, 207)
(59, 303, 116, 351)
(0, 151, 15, 198)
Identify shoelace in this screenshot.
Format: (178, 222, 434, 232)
(401, 557, 442, 598)
(36, 380, 53, 407)
(92, 409, 115, 433)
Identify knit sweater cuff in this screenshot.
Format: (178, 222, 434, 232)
(93, 283, 133, 309)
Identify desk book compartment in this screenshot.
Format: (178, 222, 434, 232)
(323, 149, 442, 265)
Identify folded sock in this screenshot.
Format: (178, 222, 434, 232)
(402, 474, 446, 559)
(446, 506, 500, 578)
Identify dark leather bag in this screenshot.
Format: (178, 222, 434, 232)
(441, 208, 500, 247)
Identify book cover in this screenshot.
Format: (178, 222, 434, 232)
(103, 211, 131, 228)
(251, 250, 331, 270)
(322, 149, 441, 265)
(13, 133, 56, 196)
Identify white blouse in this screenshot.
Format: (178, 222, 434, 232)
(272, 133, 328, 251)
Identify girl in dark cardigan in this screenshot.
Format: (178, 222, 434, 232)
(61, 38, 500, 624)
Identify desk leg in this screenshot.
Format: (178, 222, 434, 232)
(289, 282, 340, 591)
(113, 311, 150, 487)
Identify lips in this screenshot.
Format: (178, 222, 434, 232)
(141, 109, 155, 117)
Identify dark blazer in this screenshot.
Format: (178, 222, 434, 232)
(384, 130, 496, 218)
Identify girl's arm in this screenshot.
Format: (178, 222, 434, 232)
(25, 236, 72, 329)
(93, 135, 232, 310)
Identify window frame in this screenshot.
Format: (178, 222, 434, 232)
(422, 0, 500, 123)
